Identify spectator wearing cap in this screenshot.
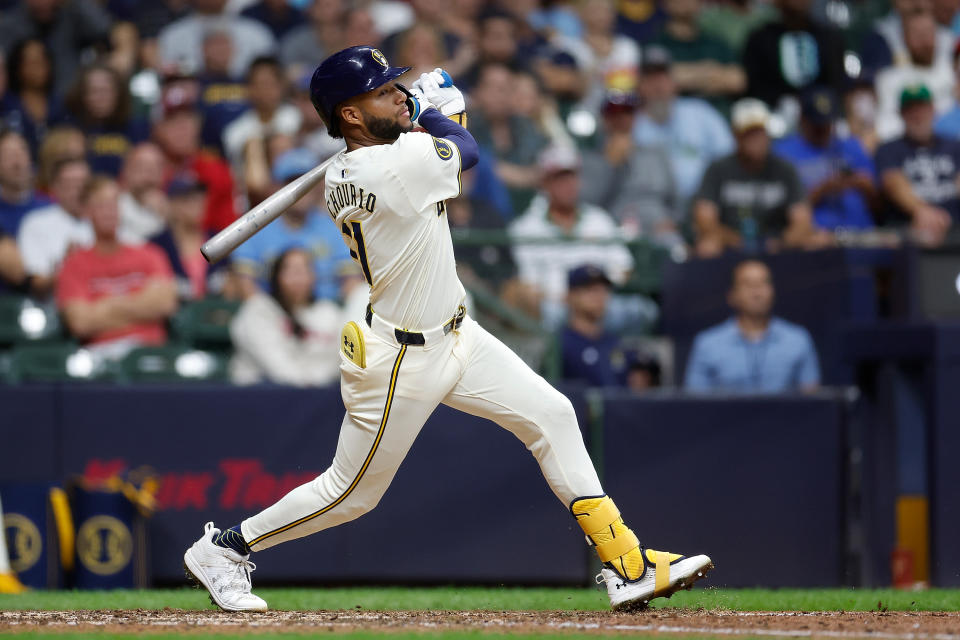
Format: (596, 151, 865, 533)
(933, 37, 960, 139)
(632, 45, 734, 211)
(57, 177, 177, 360)
(559, 265, 632, 387)
(232, 148, 352, 301)
(773, 87, 878, 230)
(580, 91, 680, 246)
(685, 259, 820, 393)
(241, 0, 306, 39)
(653, 0, 746, 110)
(742, 0, 846, 109)
(63, 63, 150, 176)
(222, 56, 301, 175)
(197, 28, 250, 156)
(468, 63, 551, 215)
(0, 129, 50, 237)
(119, 142, 169, 243)
(280, 0, 347, 72)
(0, 0, 112, 98)
(693, 98, 823, 257)
(875, 84, 960, 244)
(509, 145, 634, 328)
(874, 10, 955, 142)
(148, 174, 235, 302)
(157, 0, 276, 79)
(154, 85, 238, 233)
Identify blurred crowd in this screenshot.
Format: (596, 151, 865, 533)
(1, 0, 959, 391)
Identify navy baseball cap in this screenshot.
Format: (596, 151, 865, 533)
(167, 173, 206, 197)
(800, 87, 839, 125)
(310, 46, 411, 132)
(640, 45, 672, 73)
(568, 265, 612, 289)
(273, 148, 319, 183)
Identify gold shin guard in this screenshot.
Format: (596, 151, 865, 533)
(571, 495, 647, 581)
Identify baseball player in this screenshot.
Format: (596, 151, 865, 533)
(184, 46, 712, 612)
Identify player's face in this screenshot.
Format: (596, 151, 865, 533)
(354, 82, 413, 142)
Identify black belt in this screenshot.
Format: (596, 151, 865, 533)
(365, 304, 465, 346)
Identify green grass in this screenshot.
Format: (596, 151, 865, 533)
(1, 586, 960, 612)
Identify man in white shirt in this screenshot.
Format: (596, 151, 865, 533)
(509, 145, 634, 327)
(158, 0, 276, 77)
(118, 143, 169, 242)
(17, 159, 94, 296)
(222, 56, 302, 170)
(875, 10, 956, 141)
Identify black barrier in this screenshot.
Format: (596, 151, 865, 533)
(56, 384, 591, 585)
(0, 385, 868, 587)
(843, 323, 960, 587)
(601, 391, 847, 587)
(662, 248, 896, 386)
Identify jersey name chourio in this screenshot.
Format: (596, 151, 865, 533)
(324, 130, 465, 329)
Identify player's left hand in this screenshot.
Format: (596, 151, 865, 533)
(397, 83, 433, 125)
(413, 68, 466, 117)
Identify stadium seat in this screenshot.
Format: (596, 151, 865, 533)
(7, 343, 116, 383)
(170, 299, 241, 350)
(0, 296, 63, 346)
(119, 345, 229, 383)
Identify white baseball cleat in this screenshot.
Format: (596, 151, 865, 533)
(597, 549, 714, 611)
(183, 522, 268, 612)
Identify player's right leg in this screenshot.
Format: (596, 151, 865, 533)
(442, 317, 712, 610)
(185, 322, 460, 611)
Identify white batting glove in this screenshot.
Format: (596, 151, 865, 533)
(397, 83, 434, 125)
(412, 68, 466, 117)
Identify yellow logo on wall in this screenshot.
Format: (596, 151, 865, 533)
(371, 49, 388, 68)
(3, 513, 42, 573)
(76, 515, 133, 576)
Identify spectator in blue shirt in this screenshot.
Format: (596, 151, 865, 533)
(685, 259, 820, 393)
(773, 87, 877, 230)
(560, 265, 631, 387)
(876, 84, 960, 243)
(232, 148, 351, 302)
(0, 129, 49, 236)
(632, 45, 734, 210)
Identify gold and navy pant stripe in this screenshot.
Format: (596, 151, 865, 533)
(248, 345, 407, 547)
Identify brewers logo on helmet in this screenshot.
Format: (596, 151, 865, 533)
(310, 46, 411, 137)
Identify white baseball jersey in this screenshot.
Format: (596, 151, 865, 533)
(240, 121, 602, 556)
(323, 131, 466, 330)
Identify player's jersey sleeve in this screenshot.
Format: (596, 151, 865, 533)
(386, 132, 462, 214)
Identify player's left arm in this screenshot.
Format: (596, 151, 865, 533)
(411, 69, 478, 171)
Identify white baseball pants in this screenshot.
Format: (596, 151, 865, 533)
(241, 315, 603, 551)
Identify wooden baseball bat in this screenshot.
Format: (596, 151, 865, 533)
(200, 155, 336, 264)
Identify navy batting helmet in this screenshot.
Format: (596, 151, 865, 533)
(310, 45, 411, 137)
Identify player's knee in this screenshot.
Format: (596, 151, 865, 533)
(543, 392, 579, 434)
